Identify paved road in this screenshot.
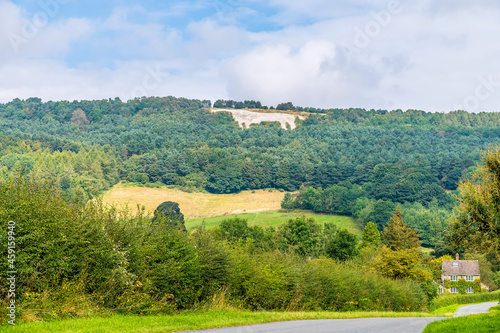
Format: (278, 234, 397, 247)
(179, 301, 500, 333)
(454, 301, 499, 317)
(178, 317, 446, 333)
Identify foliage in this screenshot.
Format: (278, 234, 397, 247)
(463, 252, 498, 291)
(401, 202, 450, 247)
(216, 218, 273, 250)
(359, 200, 397, 230)
(325, 229, 359, 261)
(444, 146, 500, 255)
(428, 291, 500, 311)
(361, 222, 381, 248)
(281, 192, 294, 210)
(383, 210, 422, 251)
(0, 176, 131, 321)
(0, 145, 121, 200)
(0, 175, 431, 324)
(152, 201, 186, 232)
(275, 216, 323, 257)
(185, 210, 360, 236)
(493, 271, 500, 288)
(443, 278, 482, 294)
(0, 97, 483, 202)
(6, 96, 500, 324)
(213, 99, 264, 109)
(71, 108, 89, 127)
(370, 247, 433, 282)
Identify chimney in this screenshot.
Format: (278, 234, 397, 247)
(455, 253, 459, 261)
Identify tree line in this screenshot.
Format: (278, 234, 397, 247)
(1, 96, 497, 198)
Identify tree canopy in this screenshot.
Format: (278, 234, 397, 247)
(152, 201, 186, 232)
(382, 210, 422, 251)
(444, 146, 500, 258)
(361, 222, 381, 248)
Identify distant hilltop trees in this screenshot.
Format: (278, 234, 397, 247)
(213, 99, 267, 109)
(213, 99, 325, 113)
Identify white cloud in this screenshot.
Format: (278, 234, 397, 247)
(1, 0, 500, 112)
(0, 0, 93, 60)
(0, 58, 226, 103)
(220, 1, 500, 111)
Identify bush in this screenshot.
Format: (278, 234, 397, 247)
(429, 291, 500, 311)
(299, 259, 425, 312)
(225, 248, 426, 312)
(0, 175, 431, 324)
(0, 176, 122, 295)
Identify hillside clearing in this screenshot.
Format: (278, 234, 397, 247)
(101, 183, 285, 218)
(212, 108, 304, 129)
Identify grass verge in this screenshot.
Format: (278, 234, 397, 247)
(423, 305, 500, 333)
(1, 309, 438, 333)
(429, 292, 500, 311)
(430, 303, 487, 317)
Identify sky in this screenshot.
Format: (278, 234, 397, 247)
(1, 0, 500, 112)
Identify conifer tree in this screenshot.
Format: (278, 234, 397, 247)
(383, 210, 421, 250)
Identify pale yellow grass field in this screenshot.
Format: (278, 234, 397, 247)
(101, 183, 285, 218)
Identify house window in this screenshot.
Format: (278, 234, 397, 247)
(466, 275, 474, 281)
(450, 287, 458, 293)
(450, 275, 458, 281)
(466, 287, 474, 293)
(452, 262, 458, 267)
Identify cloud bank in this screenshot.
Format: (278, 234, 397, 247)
(0, 0, 499, 112)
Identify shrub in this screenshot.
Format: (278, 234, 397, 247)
(429, 291, 500, 311)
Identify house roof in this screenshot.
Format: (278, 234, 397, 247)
(442, 260, 480, 276)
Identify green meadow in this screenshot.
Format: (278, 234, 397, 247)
(186, 210, 362, 236)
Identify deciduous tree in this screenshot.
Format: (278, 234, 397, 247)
(361, 222, 381, 248)
(444, 146, 500, 256)
(326, 229, 359, 261)
(152, 201, 186, 232)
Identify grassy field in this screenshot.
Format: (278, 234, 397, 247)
(0, 309, 437, 333)
(186, 210, 362, 235)
(423, 305, 500, 333)
(101, 183, 285, 218)
(101, 184, 362, 235)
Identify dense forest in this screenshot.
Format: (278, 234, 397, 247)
(2, 96, 500, 324)
(2, 96, 500, 248)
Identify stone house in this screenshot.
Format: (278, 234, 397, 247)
(441, 253, 483, 294)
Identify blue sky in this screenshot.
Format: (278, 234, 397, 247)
(1, 0, 500, 112)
